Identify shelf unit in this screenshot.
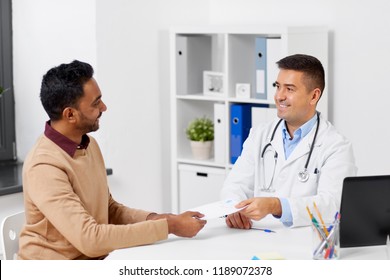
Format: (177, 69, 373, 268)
(170, 26, 328, 213)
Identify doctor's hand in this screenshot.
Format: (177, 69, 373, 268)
(236, 197, 282, 221)
(225, 212, 252, 229)
(166, 211, 207, 238)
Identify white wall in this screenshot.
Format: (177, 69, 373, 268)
(94, 0, 210, 211)
(4, 0, 390, 229)
(209, 0, 390, 175)
(13, 0, 97, 159)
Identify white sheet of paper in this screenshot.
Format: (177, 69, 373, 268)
(188, 199, 245, 220)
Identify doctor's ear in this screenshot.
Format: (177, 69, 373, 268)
(310, 88, 322, 105)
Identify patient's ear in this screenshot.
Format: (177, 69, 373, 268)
(63, 107, 77, 123)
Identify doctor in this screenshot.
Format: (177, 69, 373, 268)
(221, 54, 357, 228)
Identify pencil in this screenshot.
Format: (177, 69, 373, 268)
(306, 206, 313, 219)
(313, 202, 329, 236)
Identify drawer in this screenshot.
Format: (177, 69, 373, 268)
(178, 164, 226, 212)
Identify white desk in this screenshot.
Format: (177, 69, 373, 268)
(107, 217, 388, 260)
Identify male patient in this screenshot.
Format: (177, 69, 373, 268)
(18, 60, 206, 260)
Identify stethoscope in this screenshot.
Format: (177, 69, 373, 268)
(260, 112, 320, 192)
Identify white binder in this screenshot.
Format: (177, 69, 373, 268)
(214, 103, 226, 164)
(176, 36, 211, 95)
(266, 38, 282, 104)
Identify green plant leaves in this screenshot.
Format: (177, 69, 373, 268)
(186, 116, 214, 142)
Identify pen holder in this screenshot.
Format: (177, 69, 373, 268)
(311, 221, 339, 260)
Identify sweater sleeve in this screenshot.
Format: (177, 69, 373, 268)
(108, 194, 153, 224)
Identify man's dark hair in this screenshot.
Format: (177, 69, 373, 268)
(40, 60, 94, 120)
(276, 54, 325, 94)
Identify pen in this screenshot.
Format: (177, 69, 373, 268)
(251, 227, 276, 233)
(327, 211, 340, 232)
(313, 225, 336, 256)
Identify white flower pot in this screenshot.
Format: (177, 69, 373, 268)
(190, 141, 213, 160)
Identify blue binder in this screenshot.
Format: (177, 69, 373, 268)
(255, 37, 267, 100)
(230, 104, 252, 164)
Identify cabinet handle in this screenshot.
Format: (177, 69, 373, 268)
(196, 172, 208, 177)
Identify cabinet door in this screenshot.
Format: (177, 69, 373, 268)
(179, 164, 226, 211)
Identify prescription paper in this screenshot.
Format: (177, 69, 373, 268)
(188, 199, 246, 220)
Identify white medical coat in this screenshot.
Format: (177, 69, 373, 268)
(221, 113, 357, 227)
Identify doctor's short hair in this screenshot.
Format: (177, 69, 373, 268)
(40, 60, 94, 121)
(276, 54, 325, 94)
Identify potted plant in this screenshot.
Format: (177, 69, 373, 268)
(186, 116, 214, 160)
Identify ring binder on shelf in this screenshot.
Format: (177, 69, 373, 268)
(230, 104, 252, 164)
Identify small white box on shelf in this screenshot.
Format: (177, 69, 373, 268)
(235, 83, 251, 98)
(203, 71, 224, 97)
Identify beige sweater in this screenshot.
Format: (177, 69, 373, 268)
(18, 134, 168, 260)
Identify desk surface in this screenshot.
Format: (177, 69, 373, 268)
(107, 217, 388, 260)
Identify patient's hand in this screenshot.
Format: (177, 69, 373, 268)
(166, 211, 207, 238)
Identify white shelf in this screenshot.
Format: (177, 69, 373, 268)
(227, 97, 276, 105)
(176, 94, 225, 102)
(177, 158, 225, 168)
(170, 25, 328, 213)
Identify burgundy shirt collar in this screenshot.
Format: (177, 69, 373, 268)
(44, 121, 90, 157)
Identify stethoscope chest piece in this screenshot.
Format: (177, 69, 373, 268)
(298, 169, 309, 182)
